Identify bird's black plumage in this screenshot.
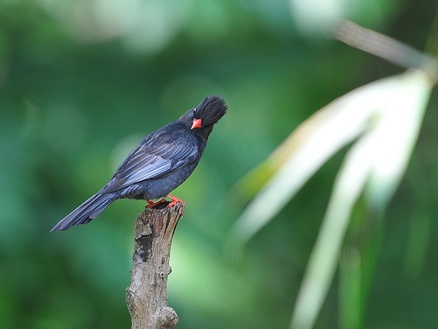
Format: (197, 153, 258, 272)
(51, 95, 227, 231)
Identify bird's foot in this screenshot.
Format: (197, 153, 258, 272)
(146, 195, 183, 209)
(168, 194, 183, 208)
(146, 198, 167, 208)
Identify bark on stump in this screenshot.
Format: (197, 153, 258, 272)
(126, 202, 185, 329)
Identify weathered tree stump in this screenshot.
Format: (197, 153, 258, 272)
(126, 202, 185, 329)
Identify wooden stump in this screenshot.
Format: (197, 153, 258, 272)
(126, 202, 185, 329)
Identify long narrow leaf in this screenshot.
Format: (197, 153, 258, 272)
(290, 70, 432, 329)
(290, 124, 377, 329)
(231, 71, 429, 243)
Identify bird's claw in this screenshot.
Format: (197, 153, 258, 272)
(168, 194, 183, 208)
(146, 198, 167, 208)
(146, 195, 183, 209)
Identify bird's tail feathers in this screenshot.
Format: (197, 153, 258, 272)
(50, 191, 118, 232)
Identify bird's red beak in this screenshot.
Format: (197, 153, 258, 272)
(191, 118, 202, 129)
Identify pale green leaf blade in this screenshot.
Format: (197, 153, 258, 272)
(290, 69, 433, 329)
(231, 73, 420, 243)
(290, 128, 376, 329)
(366, 70, 432, 208)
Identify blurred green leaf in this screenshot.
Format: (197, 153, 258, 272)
(231, 70, 432, 244)
(228, 22, 435, 324)
(291, 70, 432, 329)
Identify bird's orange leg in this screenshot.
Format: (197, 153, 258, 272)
(168, 194, 183, 208)
(146, 198, 167, 208)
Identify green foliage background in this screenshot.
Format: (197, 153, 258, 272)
(1, 0, 438, 328)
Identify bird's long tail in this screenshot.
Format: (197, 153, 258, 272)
(50, 191, 118, 232)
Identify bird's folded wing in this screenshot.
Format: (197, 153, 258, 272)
(104, 136, 199, 192)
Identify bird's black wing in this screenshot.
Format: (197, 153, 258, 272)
(104, 125, 199, 192)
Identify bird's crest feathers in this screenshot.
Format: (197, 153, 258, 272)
(194, 95, 228, 127)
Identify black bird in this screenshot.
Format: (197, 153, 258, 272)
(51, 95, 227, 231)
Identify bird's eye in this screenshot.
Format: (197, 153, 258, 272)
(193, 108, 197, 116)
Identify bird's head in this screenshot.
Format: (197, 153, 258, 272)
(180, 95, 227, 134)
(191, 95, 227, 129)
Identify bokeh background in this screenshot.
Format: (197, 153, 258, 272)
(1, 0, 438, 328)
